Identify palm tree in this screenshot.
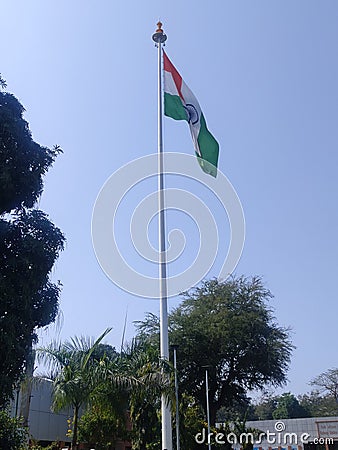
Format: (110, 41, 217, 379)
(37, 328, 112, 449)
(121, 338, 172, 450)
(79, 337, 172, 450)
(38, 331, 171, 449)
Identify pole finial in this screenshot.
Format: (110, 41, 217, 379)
(152, 21, 167, 44)
(156, 21, 163, 33)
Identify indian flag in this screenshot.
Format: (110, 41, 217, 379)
(163, 50, 219, 177)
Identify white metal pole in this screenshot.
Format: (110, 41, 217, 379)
(152, 22, 172, 450)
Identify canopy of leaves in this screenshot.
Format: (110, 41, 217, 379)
(0, 410, 28, 450)
(217, 397, 257, 422)
(253, 390, 338, 420)
(272, 392, 308, 419)
(78, 404, 128, 450)
(137, 276, 293, 424)
(253, 394, 278, 420)
(0, 85, 65, 407)
(37, 329, 112, 448)
(118, 338, 171, 450)
(178, 393, 207, 450)
(0, 210, 64, 407)
(310, 368, 338, 401)
(38, 333, 170, 450)
(0, 91, 61, 214)
(299, 391, 338, 417)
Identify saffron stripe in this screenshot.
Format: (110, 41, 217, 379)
(163, 50, 184, 101)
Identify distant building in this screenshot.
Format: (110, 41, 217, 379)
(11, 379, 71, 447)
(11, 379, 131, 449)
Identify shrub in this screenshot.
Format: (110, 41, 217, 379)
(0, 410, 28, 450)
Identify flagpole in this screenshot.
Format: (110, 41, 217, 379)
(152, 22, 172, 450)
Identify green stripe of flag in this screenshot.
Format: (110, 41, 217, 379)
(164, 92, 188, 121)
(196, 114, 219, 177)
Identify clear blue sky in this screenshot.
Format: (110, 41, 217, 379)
(2, 1, 338, 397)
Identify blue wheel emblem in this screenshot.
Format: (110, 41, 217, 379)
(184, 103, 199, 125)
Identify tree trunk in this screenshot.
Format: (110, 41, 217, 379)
(19, 345, 35, 427)
(72, 405, 79, 450)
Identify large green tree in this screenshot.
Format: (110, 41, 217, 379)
(137, 276, 293, 425)
(0, 81, 65, 407)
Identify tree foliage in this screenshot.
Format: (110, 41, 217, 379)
(178, 393, 207, 450)
(0, 410, 28, 450)
(253, 394, 278, 420)
(217, 397, 257, 422)
(37, 329, 112, 449)
(137, 276, 293, 425)
(253, 390, 338, 420)
(310, 368, 338, 403)
(119, 338, 171, 450)
(299, 391, 338, 417)
(0, 74, 7, 90)
(272, 392, 308, 419)
(0, 91, 61, 214)
(78, 403, 127, 450)
(0, 85, 65, 407)
(38, 332, 170, 450)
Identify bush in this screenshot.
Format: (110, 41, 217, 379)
(0, 410, 28, 449)
(29, 441, 60, 450)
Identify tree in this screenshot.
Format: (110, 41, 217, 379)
(78, 403, 127, 450)
(179, 393, 211, 450)
(37, 329, 112, 449)
(119, 338, 171, 450)
(0, 90, 61, 214)
(38, 332, 168, 450)
(137, 276, 293, 425)
(253, 394, 278, 420)
(89, 337, 171, 450)
(310, 368, 338, 407)
(299, 391, 338, 417)
(272, 393, 308, 419)
(0, 82, 65, 407)
(217, 397, 257, 422)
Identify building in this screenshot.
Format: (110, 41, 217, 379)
(11, 379, 130, 449)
